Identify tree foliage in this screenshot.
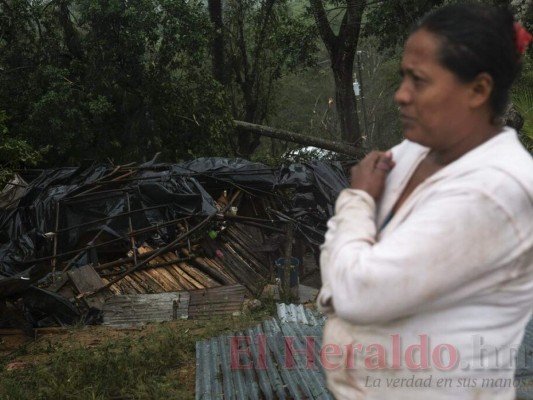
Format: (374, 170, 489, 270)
(363, 0, 516, 50)
(504, 0, 533, 151)
(0, 0, 234, 166)
(0, 111, 46, 185)
(2, 0, 527, 171)
(220, 0, 318, 157)
(363, 0, 445, 50)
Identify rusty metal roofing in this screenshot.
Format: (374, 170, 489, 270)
(102, 291, 190, 327)
(195, 304, 333, 399)
(102, 284, 246, 326)
(188, 284, 246, 320)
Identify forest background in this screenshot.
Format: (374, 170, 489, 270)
(1, 0, 532, 183)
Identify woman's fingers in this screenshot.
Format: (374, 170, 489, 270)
(375, 160, 392, 171)
(349, 150, 395, 201)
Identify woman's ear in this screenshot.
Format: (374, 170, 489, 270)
(468, 72, 494, 109)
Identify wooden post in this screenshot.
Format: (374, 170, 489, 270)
(51, 201, 60, 282)
(282, 222, 294, 302)
(126, 193, 137, 266)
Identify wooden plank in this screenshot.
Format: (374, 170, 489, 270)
(122, 273, 148, 294)
(159, 251, 210, 288)
(137, 246, 208, 290)
(68, 265, 105, 293)
(182, 257, 226, 286)
(148, 266, 183, 291)
(225, 226, 271, 277)
(67, 265, 108, 310)
(219, 242, 266, 295)
(135, 248, 179, 291)
(174, 262, 205, 289)
(114, 278, 134, 294)
(131, 271, 163, 293)
(146, 253, 196, 292)
(136, 269, 167, 293)
(163, 265, 198, 290)
(101, 278, 122, 295)
(102, 291, 190, 327)
(202, 257, 238, 283)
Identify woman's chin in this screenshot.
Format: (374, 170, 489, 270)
(403, 129, 433, 148)
(402, 127, 421, 142)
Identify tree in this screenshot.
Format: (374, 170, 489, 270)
(363, 0, 521, 50)
(0, 111, 45, 186)
(0, 0, 234, 166)
(214, 0, 318, 157)
(512, 0, 533, 151)
(208, 0, 227, 84)
(363, 0, 445, 50)
(309, 0, 366, 146)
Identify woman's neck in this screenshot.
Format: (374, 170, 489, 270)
(430, 123, 501, 166)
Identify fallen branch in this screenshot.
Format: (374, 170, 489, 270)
(234, 120, 366, 158)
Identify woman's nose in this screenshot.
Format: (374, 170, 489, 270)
(394, 81, 411, 105)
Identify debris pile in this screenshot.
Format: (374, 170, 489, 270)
(0, 158, 347, 328)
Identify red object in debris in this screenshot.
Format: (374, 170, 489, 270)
(6, 361, 26, 370)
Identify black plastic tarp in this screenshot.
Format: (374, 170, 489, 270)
(0, 157, 347, 326)
(0, 158, 346, 276)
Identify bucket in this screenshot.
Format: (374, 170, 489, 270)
(275, 257, 300, 298)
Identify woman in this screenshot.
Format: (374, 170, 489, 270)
(318, 3, 533, 399)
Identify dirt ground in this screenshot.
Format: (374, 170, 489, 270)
(0, 320, 227, 398)
(0, 302, 281, 399)
(0, 266, 323, 366)
(0, 251, 323, 396)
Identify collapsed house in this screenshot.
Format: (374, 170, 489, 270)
(0, 158, 347, 329)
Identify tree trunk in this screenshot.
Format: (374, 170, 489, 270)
(227, 0, 277, 158)
(208, 0, 226, 84)
(234, 120, 366, 158)
(333, 60, 362, 145)
(310, 0, 366, 146)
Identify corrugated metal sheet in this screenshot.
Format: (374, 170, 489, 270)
(188, 284, 246, 320)
(515, 317, 533, 399)
(102, 291, 190, 327)
(102, 284, 246, 326)
(277, 303, 325, 326)
(195, 304, 333, 399)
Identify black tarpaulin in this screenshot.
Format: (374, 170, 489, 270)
(0, 157, 348, 327)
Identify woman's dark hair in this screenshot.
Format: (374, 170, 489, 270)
(415, 2, 519, 119)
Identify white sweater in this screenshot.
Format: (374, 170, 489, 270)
(318, 128, 533, 399)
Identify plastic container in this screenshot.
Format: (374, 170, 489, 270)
(275, 257, 300, 298)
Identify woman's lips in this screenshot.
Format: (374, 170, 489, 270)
(400, 114, 416, 127)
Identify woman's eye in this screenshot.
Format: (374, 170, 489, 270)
(411, 75, 425, 87)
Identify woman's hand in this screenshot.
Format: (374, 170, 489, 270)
(349, 151, 395, 201)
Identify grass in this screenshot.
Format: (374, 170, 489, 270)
(0, 300, 277, 400)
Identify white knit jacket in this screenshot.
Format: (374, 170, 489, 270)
(318, 127, 533, 400)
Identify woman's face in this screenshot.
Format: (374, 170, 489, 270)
(395, 29, 474, 149)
